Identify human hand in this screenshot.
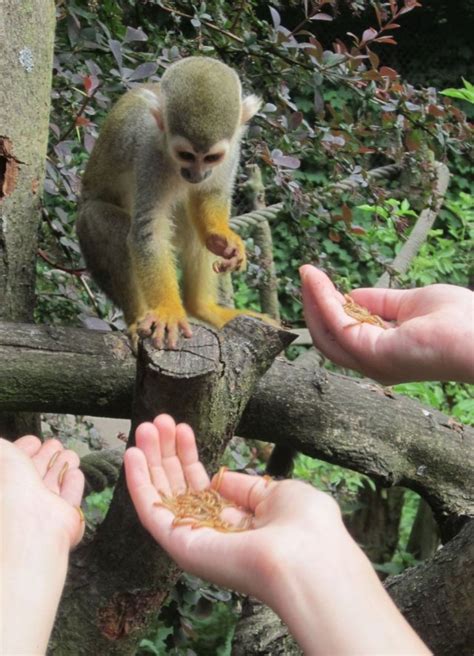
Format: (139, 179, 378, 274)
(300, 265, 474, 385)
(124, 414, 345, 604)
(1, 437, 85, 655)
(0, 435, 85, 550)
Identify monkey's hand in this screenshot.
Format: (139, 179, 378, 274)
(206, 229, 247, 273)
(133, 306, 193, 350)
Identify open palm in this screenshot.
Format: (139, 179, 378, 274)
(301, 266, 474, 384)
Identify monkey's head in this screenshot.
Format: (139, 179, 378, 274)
(156, 57, 261, 184)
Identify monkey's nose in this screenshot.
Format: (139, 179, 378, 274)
(181, 168, 211, 184)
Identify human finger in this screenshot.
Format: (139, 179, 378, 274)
(176, 423, 210, 491)
(153, 415, 187, 493)
(212, 471, 275, 512)
(60, 466, 85, 508)
(32, 439, 64, 478)
(349, 287, 410, 321)
(14, 435, 42, 458)
(60, 467, 86, 547)
(124, 447, 173, 536)
(301, 266, 394, 365)
(135, 421, 172, 496)
(43, 448, 80, 494)
(300, 266, 362, 369)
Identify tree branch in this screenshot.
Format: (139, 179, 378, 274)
(376, 162, 450, 288)
(1, 322, 472, 538)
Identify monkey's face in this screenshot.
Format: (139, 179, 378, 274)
(169, 136, 229, 185)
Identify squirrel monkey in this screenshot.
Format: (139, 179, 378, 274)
(77, 56, 269, 349)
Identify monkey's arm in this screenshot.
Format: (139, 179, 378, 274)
(127, 159, 192, 348)
(187, 190, 246, 273)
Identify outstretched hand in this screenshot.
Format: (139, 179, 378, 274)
(1, 436, 85, 655)
(124, 414, 343, 604)
(0, 435, 85, 550)
(300, 265, 474, 385)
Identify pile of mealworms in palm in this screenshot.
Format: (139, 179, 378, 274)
(343, 294, 386, 328)
(154, 467, 253, 532)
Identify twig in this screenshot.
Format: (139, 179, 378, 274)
(57, 83, 101, 144)
(376, 162, 450, 288)
(229, 0, 246, 33)
(38, 249, 85, 276)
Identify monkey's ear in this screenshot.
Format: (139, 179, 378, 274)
(241, 94, 262, 124)
(151, 108, 165, 131)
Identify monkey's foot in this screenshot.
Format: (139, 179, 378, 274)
(205, 228, 246, 273)
(188, 303, 278, 329)
(135, 307, 193, 349)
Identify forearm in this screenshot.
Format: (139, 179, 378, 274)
(187, 191, 231, 242)
(265, 527, 431, 656)
(1, 526, 69, 655)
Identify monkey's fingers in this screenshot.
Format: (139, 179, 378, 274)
(138, 310, 192, 349)
(151, 320, 192, 349)
(213, 254, 245, 274)
(205, 231, 246, 271)
(127, 324, 139, 354)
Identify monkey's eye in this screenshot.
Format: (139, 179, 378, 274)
(204, 153, 223, 164)
(178, 151, 196, 162)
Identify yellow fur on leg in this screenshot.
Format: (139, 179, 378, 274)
(186, 300, 277, 330)
(132, 254, 192, 348)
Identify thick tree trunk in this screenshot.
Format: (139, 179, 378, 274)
(49, 319, 293, 655)
(0, 0, 55, 437)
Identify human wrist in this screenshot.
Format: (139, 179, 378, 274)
(1, 524, 69, 654)
(261, 519, 354, 653)
(261, 520, 430, 655)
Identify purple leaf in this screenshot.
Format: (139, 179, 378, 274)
(272, 151, 301, 169)
(262, 103, 277, 113)
(44, 178, 59, 195)
(310, 12, 333, 21)
(50, 123, 60, 138)
(128, 62, 159, 81)
(289, 111, 304, 130)
(108, 39, 123, 71)
(81, 316, 112, 331)
(124, 26, 148, 42)
(84, 133, 97, 154)
(322, 133, 345, 146)
(362, 28, 378, 42)
(269, 7, 281, 29)
(86, 59, 102, 76)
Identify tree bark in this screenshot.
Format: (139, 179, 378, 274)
(49, 318, 293, 655)
(386, 519, 474, 656)
(237, 358, 473, 540)
(233, 597, 301, 656)
(0, 322, 472, 539)
(345, 483, 405, 565)
(0, 0, 55, 437)
(406, 497, 440, 560)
